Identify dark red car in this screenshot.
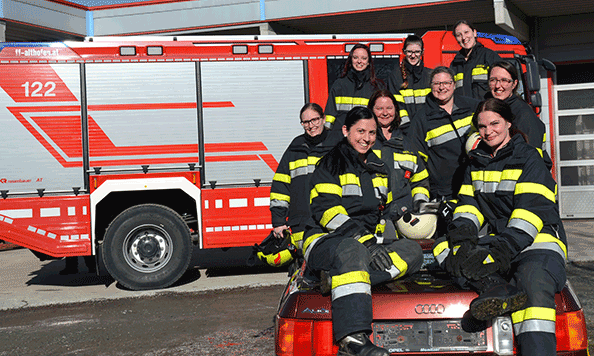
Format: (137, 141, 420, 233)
(275, 240, 588, 356)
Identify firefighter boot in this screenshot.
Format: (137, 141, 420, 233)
(469, 274, 527, 321)
(338, 332, 389, 356)
(59, 257, 79, 275)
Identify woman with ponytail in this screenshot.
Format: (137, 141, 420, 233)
(387, 35, 433, 135)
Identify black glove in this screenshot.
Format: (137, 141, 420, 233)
(443, 241, 474, 277)
(334, 219, 373, 244)
(446, 224, 477, 245)
(460, 242, 513, 280)
(368, 244, 393, 271)
(438, 200, 455, 226)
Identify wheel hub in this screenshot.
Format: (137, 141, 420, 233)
(137, 234, 159, 259)
(124, 225, 172, 273)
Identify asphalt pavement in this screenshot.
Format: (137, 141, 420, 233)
(0, 219, 592, 311)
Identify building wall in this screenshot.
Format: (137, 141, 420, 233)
(2, 0, 86, 35)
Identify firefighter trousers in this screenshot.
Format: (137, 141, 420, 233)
(307, 237, 423, 341)
(432, 238, 566, 356)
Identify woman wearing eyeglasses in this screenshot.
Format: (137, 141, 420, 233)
(409, 66, 479, 203)
(387, 35, 433, 135)
(487, 61, 549, 164)
(324, 43, 384, 131)
(450, 20, 502, 100)
(269, 103, 341, 248)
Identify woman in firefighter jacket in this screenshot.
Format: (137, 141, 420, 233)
(368, 89, 430, 222)
(450, 20, 502, 100)
(269, 103, 341, 249)
(433, 98, 567, 356)
(324, 43, 384, 131)
(387, 35, 433, 135)
(302, 106, 423, 356)
(409, 66, 479, 203)
(487, 61, 552, 168)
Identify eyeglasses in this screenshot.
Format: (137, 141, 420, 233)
(489, 77, 514, 85)
(404, 50, 422, 56)
(431, 80, 454, 87)
(301, 116, 323, 126)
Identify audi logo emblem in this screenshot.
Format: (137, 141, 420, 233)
(415, 304, 445, 314)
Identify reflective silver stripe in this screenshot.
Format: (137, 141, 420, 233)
(413, 193, 429, 202)
(304, 235, 323, 262)
(326, 213, 351, 231)
(324, 121, 332, 129)
(290, 166, 310, 178)
(403, 96, 415, 104)
(473, 180, 484, 192)
(453, 212, 481, 231)
(332, 282, 371, 300)
(508, 218, 539, 239)
(375, 186, 388, 197)
(427, 125, 471, 147)
(270, 200, 289, 208)
(455, 79, 463, 88)
(342, 185, 363, 196)
(415, 96, 426, 104)
(397, 160, 417, 172)
(513, 319, 556, 335)
(400, 115, 410, 125)
(482, 182, 499, 194)
(386, 265, 402, 279)
(435, 246, 450, 265)
(472, 74, 488, 81)
(498, 180, 517, 192)
(521, 242, 566, 261)
(337, 103, 356, 111)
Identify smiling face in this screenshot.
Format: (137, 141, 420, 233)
(372, 96, 396, 129)
(489, 66, 518, 100)
(300, 108, 325, 137)
(431, 72, 455, 105)
(351, 48, 370, 72)
(477, 110, 512, 154)
(454, 23, 477, 50)
(404, 43, 423, 66)
(342, 118, 377, 157)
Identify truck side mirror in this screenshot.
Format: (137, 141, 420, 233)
(525, 59, 540, 92)
(539, 58, 556, 72)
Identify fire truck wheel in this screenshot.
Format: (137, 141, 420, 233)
(102, 204, 193, 290)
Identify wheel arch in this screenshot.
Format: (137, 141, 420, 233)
(90, 177, 202, 254)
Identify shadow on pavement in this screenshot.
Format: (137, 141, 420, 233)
(26, 258, 114, 287)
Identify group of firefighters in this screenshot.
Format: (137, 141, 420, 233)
(267, 20, 566, 356)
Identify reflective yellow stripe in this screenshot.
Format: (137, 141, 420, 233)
(358, 233, 375, 245)
(389, 251, 408, 278)
(501, 169, 522, 181)
(393, 152, 417, 163)
(472, 67, 489, 76)
(454, 72, 464, 81)
(418, 151, 428, 162)
(332, 270, 371, 289)
(400, 89, 414, 97)
(372, 149, 382, 159)
(340, 173, 361, 187)
(273, 172, 291, 184)
(326, 115, 336, 124)
(533, 233, 568, 259)
(458, 184, 475, 196)
(454, 204, 485, 226)
(270, 192, 290, 202)
(335, 96, 369, 106)
(289, 159, 308, 170)
(414, 88, 432, 96)
(410, 169, 428, 183)
(372, 176, 388, 188)
(393, 94, 405, 103)
(303, 232, 325, 255)
(311, 183, 342, 203)
(411, 186, 429, 198)
(515, 182, 556, 203)
(386, 191, 393, 204)
(426, 115, 472, 142)
(320, 205, 348, 227)
(400, 109, 409, 119)
(509, 208, 544, 231)
(512, 307, 556, 324)
(433, 240, 449, 258)
(291, 231, 304, 246)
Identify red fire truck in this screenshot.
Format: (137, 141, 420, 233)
(0, 31, 546, 290)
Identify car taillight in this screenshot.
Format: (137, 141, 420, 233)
(556, 310, 588, 352)
(276, 317, 337, 356)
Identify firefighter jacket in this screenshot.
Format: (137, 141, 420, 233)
(324, 68, 383, 131)
(450, 43, 501, 100)
(372, 128, 430, 219)
(301, 140, 393, 260)
(387, 60, 432, 135)
(270, 130, 342, 234)
(451, 134, 567, 263)
(409, 93, 479, 200)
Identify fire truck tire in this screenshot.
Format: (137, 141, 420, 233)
(102, 204, 193, 291)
